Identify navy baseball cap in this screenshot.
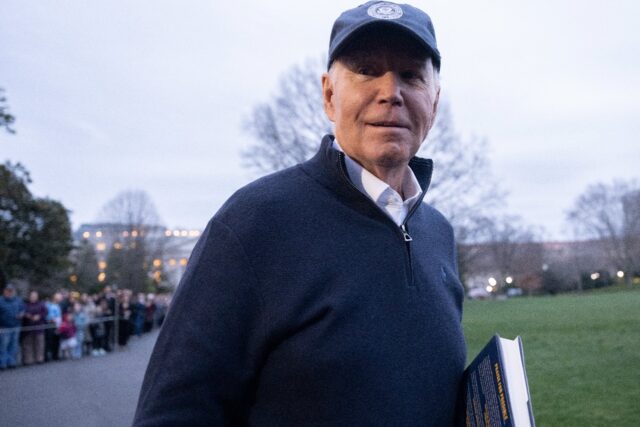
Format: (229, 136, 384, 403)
(328, 1, 440, 70)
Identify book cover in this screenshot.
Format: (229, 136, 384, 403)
(459, 335, 535, 427)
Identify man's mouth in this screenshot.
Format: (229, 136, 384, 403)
(369, 121, 407, 128)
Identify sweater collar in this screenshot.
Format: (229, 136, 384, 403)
(301, 135, 433, 221)
(332, 139, 422, 204)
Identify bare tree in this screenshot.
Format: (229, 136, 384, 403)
(419, 103, 505, 225)
(241, 56, 506, 258)
(242, 56, 332, 173)
(99, 190, 166, 293)
(101, 190, 161, 229)
(481, 216, 544, 294)
(455, 215, 495, 286)
(567, 180, 640, 287)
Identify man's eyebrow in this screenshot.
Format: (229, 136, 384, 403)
(408, 60, 431, 70)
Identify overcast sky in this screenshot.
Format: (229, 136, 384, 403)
(2, 1, 639, 240)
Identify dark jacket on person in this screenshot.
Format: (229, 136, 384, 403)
(0, 295, 24, 328)
(22, 300, 47, 335)
(133, 135, 467, 426)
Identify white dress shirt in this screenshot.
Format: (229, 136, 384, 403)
(333, 140, 422, 226)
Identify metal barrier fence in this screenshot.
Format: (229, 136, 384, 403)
(0, 316, 117, 334)
(0, 314, 154, 367)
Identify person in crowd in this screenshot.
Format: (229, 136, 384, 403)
(58, 289, 71, 315)
(90, 300, 109, 356)
(81, 293, 96, 355)
(45, 292, 63, 361)
(98, 287, 115, 351)
(117, 291, 133, 347)
(132, 293, 146, 337)
(72, 301, 89, 359)
(21, 290, 47, 365)
(58, 312, 77, 360)
(0, 284, 24, 370)
(143, 294, 156, 333)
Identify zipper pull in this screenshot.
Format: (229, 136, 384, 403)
(401, 224, 413, 242)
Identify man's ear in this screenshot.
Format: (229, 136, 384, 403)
(322, 72, 335, 122)
(432, 85, 440, 119)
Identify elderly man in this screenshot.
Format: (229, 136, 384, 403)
(134, 2, 466, 425)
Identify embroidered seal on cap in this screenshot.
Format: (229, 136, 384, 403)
(367, 2, 403, 20)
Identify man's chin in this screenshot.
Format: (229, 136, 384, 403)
(368, 145, 415, 169)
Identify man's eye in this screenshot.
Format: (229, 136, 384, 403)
(401, 71, 423, 81)
(357, 67, 373, 75)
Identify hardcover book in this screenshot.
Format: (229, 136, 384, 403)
(460, 335, 535, 427)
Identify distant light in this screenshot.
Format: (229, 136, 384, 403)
(169, 259, 177, 266)
(188, 230, 200, 237)
(98, 272, 106, 282)
(98, 261, 107, 270)
(180, 230, 188, 237)
(153, 259, 162, 267)
(69, 275, 78, 283)
(165, 230, 172, 237)
(485, 286, 493, 293)
(95, 231, 103, 238)
(590, 272, 600, 281)
(179, 258, 188, 266)
(123, 231, 129, 237)
(82, 231, 90, 239)
(488, 277, 497, 287)
(131, 230, 139, 237)
(505, 276, 513, 284)
(96, 243, 106, 251)
(113, 242, 122, 250)
(542, 264, 549, 271)
(173, 230, 180, 237)
(617, 271, 624, 278)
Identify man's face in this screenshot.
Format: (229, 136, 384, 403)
(322, 30, 440, 174)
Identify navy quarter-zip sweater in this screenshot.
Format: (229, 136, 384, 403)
(134, 135, 467, 426)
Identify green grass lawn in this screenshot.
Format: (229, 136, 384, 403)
(463, 289, 640, 427)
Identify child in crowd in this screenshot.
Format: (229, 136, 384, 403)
(58, 312, 77, 360)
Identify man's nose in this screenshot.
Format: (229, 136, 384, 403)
(376, 71, 403, 106)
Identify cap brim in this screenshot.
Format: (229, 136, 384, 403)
(329, 20, 440, 70)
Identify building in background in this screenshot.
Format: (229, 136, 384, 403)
(73, 223, 201, 290)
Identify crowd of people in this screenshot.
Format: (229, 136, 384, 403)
(0, 284, 171, 370)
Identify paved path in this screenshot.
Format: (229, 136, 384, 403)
(0, 331, 158, 427)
